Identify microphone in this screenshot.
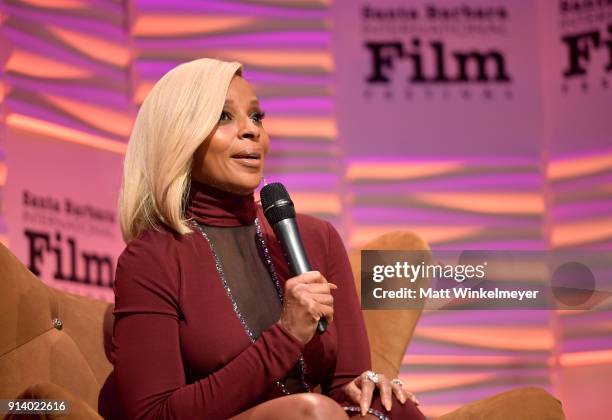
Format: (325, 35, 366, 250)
(260, 182, 328, 335)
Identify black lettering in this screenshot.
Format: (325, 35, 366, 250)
(562, 30, 600, 77)
(453, 50, 511, 82)
(52, 232, 65, 280)
(364, 42, 404, 83)
(82, 253, 113, 287)
(405, 38, 426, 82)
(22, 190, 31, 206)
(24, 229, 49, 276)
(67, 237, 78, 281)
(430, 41, 450, 82)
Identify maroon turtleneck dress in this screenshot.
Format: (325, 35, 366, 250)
(99, 182, 424, 420)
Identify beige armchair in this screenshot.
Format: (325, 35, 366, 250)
(0, 232, 564, 419)
(347, 232, 565, 419)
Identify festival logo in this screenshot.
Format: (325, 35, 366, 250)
(22, 189, 116, 289)
(558, 0, 612, 94)
(3, 115, 125, 301)
(360, 3, 514, 101)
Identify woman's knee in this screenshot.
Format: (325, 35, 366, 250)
(293, 394, 349, 420)
(230, 393, 348, 420)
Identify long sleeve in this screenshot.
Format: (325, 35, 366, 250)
(321, 222, 371, 403)
(111, 231, 305, 420)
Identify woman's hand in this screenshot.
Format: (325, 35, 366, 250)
(278, 271, 336, 345)
(343, 371, 419, 415)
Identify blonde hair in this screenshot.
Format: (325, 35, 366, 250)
(119, 58, 242, 243)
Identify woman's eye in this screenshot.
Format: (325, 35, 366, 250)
(251, 111, 266, 124)
(219, 111, 231, 122)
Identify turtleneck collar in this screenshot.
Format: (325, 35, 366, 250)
(186, 181, 257, 227)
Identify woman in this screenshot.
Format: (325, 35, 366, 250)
(100, 58, 425, 420)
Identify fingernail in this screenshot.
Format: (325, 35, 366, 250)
(361, 404, 366, 416)
(384, 401, 391, 411)
(400, 396, 406, 404)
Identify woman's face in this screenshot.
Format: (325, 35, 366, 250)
(191, 75, 269, 195)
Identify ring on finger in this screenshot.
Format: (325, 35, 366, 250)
(390, 378, 404, 387)
(365, 370, 379, 384)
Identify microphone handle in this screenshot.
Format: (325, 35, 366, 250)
(272, 218, 328, 334)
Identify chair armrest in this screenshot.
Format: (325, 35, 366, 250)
(436, 387, 565, 420)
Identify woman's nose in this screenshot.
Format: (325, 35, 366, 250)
(238, 117, 260, 142)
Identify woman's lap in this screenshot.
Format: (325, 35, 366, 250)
(346, 393, 426, 420)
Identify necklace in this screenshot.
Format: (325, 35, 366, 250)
(190, 218, 310, 395)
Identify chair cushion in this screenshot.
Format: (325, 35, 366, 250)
(0, 243, 58, 357)
(0, 242, 113, 413)
(349, 231, 431, 379)
(436, 387, 565, 420)
(54, 291, 114, 386)
(0, 328, 102, 410)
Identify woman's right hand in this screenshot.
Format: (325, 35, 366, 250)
(278, 271, 336, 345)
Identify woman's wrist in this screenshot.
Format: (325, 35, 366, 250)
(276, 320, 304, 344)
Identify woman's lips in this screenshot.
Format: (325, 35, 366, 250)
(231, 156, 262, 168)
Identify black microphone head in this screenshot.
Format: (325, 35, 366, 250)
(260, 182, 296, 224)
